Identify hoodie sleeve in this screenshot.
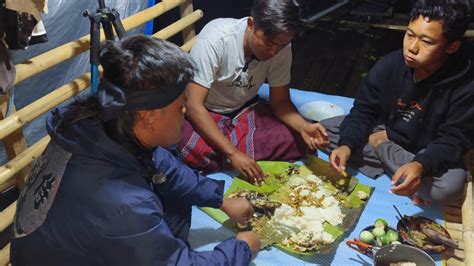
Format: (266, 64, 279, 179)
(96, 196, 252, 266)
(152, 147, 224, 208)
(413, 84, 474, 176)
(338, 57, 387, 151)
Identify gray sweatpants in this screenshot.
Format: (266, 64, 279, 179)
(320, 116, 467, 203)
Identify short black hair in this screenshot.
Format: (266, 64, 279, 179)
(250, 0, 306, 39)
(410, 0, 472, 42)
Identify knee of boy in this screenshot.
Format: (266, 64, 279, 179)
(429, 185, 464, 203)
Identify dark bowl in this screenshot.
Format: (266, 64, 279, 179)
(359, 225, 398, 247)
(396, 215, 451, 254)
(374, 244, 435, 266)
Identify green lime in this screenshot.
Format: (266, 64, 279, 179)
(376, 235, 390, 246)
(372, 227, 385, 238)
(386, 230, 399, 242)
(374, 218, 388, 230)
(360, 230, 375, 243)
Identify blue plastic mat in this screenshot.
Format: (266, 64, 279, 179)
(188, 85, 444, 265)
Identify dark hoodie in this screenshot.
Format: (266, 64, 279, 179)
(339, 48, 474, 176)
(10, 107, 252, 265)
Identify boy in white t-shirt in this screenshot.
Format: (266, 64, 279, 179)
(178, 0, 329, 183)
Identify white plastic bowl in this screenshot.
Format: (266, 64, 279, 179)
(299, 101, 345, 121)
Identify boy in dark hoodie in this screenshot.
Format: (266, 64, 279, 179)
(323, 0, 473, 205)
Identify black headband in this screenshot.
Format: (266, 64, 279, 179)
(124, 83, 186, 111)
(96, 78, 186, 121)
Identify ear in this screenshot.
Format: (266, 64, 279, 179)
(247, 17, 254, 32)
(138, 110, 155, 130)
(446, 40, 461, 55)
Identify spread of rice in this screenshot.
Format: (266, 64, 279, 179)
(273, 174, 345, 252)
(227, 163, 370, 253)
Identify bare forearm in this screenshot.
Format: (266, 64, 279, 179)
(271, 101, 308, 133)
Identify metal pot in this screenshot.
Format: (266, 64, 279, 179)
(347, 240, 435, 266)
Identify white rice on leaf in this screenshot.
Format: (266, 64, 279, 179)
(268, 176, 345, 249)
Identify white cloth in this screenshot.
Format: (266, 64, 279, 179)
(191, 17, 292, 114)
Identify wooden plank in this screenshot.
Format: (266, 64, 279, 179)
(444, 182, 473, 266)
(0, 201, 16, 232)
(153, 9, 203, 40)
(461, 161, 473, 266)
(0, 94, 29, 190)
(181, 35, 197, 52)
(446, 221, 464, 233)
(0, 136, 50, 187)
(446, 213, 463, 224)
(0, 243, 10, 266)
(0, 179, 16, 193)
(179, 0, 196, 42)
(446, 252, 465, 266)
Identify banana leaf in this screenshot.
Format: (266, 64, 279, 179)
(201, 159, 372, 257)
(304, 155, 358, 193)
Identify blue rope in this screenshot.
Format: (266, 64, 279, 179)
(91, 65, 99, 94)
(144, 0, 155, 35)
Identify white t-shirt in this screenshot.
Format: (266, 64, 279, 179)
(190, 17, 292, 114)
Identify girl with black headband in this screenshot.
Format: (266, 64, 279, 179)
(10, 35, 260, 265)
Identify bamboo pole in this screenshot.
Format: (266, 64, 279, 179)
(1, 128, 30, 189)
(0, 136, 50, 186)
(0, 243, 10, 266)
(1, 94, 30, 189)
(181, 35, 198, 52)
(153, 10, 203, 40)
(462, 181, 473, 266)
(0, 178, 16, 192)
(0, 87, 84, 138)
(179, 0, 196, 42)
(462, 150, 474, 266)
(13, 0, 186, 85)
(0, 201, 16, 232)
(0, 74, 91, 140)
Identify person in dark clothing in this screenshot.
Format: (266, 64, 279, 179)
(324, 0, 473, 205)
(10, 35, 260, 265)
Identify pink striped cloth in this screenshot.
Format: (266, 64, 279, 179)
(178, 102, 307, 173)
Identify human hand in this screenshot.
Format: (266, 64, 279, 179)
(220, 197, 254, 225)
(236, 231, 261, 256)
(368, 130, 389, 148)
(228, 150, 264, 184)
(329, 145, 351, 173)
(390, 161, 424, 196)
(300, 122, 329, 151)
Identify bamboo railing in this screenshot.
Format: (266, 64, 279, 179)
(14, 0, 188, 86)
(0, 31, 197, 189)
(463, 151, 474, 266)
(0, 9, 203, 141)
(0, 1, 201, 264)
